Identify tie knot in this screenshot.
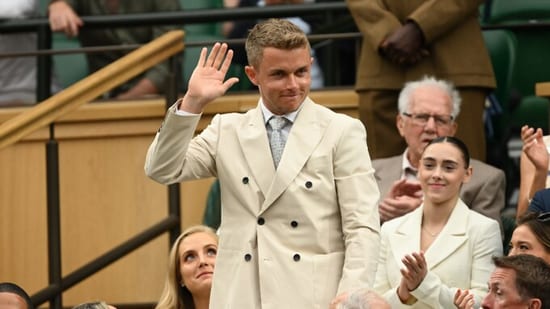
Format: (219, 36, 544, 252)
(268, 116, 287, 131)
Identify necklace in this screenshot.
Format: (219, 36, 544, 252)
(422, 226, 440, 237)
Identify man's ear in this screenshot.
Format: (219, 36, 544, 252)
(450, 121, 458, 136)
(397, 114, 405, 137)
(527, 298, 542, 309)
(244, 65, 258, 86)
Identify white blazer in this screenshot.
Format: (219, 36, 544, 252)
(374, 200, 503, 308)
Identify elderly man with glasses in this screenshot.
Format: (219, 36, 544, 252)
(372, 76, 505, 232)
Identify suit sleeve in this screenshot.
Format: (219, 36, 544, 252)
(144, 103, 218, 184)
(345, 0, 402, 52)
(408, 0, 485, 43)
(410, 219, 502, 308)
(335, 118, 381, 292)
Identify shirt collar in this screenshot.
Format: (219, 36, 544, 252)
(401, 148, 418, 180)
(260, 99, 301, 125)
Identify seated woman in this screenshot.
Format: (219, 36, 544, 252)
(455, 211, 550, 308)
(374, 136, 503, 308)
(509, 211, 550, 263)
(155, 225, 218, 309)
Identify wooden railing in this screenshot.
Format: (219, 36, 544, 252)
(0, 30, 184, 149)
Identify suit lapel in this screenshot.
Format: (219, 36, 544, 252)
(389, 201, 469, 270)
(260, 98, 327, 212)
(238, 105, 276, 199)
(389, 207, 422, 267)
(424, 200, 469, 269)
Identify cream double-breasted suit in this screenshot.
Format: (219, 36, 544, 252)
(374, 200, 503, 308)
(145, 98, 381, 308)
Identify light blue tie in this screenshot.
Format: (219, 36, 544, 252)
(268, 116, 287, 168)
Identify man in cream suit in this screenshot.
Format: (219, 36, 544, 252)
(373, 77, 505, 230)
(145, 19, 380, 308)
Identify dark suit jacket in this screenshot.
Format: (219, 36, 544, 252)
(373, 154, 505, 231)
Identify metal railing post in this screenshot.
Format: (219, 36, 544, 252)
(46, 128, 62, 309)
(36, 24, 52, 102)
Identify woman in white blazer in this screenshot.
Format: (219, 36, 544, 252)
(374, 136, 503, 308)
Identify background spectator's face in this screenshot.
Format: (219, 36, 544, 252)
(245, 46, 311, 115)
(482, 268, 531, 309)
(508, 224, 550, 263)
(397, 86, 457, 161)
(178, 232, 218, 296)
(0, 292, 27, 309)
(418, 142, 471, 204)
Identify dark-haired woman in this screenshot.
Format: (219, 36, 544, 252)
(374, 136, 503, 308)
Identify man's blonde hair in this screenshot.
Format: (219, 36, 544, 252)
(245, 18, 310, 67)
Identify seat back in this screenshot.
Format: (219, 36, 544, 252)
(483, 29, 517, 143)
(486, 0, 550, 133)
(52, 33, 89, 89)
(488, 0, 550, 24)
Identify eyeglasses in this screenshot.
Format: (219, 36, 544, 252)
(537, 212, 550, 223)
(402, 112, 454, 127)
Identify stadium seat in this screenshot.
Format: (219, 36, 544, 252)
(483, 29, 518, 144)
(486, 0, 550, 134)
(483, 29, 519, 202)
(51, 33, 89, 89)
(487, 0, 550, 24)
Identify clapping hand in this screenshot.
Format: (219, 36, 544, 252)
(521, 125, 549, 171)
(454, 288, 474, 309)
(379, 179, 422, 222)
(397, 251, 427, 301)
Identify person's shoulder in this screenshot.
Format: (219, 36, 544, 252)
(532, 188, 550, 202)
(308, 99, 360, 126)
(463, 200, 500, 227)
(529, 188, 550, 212)
(372, 155, 401, 169)
(470, 159, 505, 178)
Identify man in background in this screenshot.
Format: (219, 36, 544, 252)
(346, 0, 495, 161)
(47, 0, 180, 99)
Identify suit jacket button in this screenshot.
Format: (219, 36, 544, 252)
(257, 217, 265, 225)
(242, 177, 249, 184)
(305, 181, 312, 189)
(290, 220, 298, 228)
(293, 254, 301, 262)
(244, 253, 252, 261)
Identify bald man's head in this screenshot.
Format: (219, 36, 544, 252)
(0, 283, 32, 309)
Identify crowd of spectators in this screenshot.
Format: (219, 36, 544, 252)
(2, 1, 550, 309)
